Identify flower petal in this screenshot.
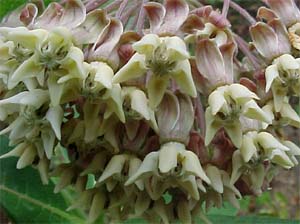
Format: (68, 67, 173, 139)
(46, 105, 64, 140)
(172, 60, 197, 97)
(147, 75, 169, 108)
(112, 53, 147, 83)
(224, 122, 242, 148)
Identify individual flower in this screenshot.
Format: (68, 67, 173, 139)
(125, 142, 211, 200)
(113, 34, 197, 108)
(143, 0, 189, 35)
(205, 84, 271, 147)
(264, 54, 300, 111)
(250, 7, 291, 61)
(262, 100, 300, 128)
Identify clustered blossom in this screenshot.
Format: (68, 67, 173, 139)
(0, 0, 300, 223)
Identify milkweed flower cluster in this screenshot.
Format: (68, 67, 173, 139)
(0, 0, 300, 223)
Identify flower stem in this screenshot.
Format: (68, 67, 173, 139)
(234, 34, 261, 70)
(116, 0, 129, 19)
(222, 0, 230, 18)
(137, 0, 148, 35)
(229, 1, 256, 25)
(86, 0, 108, 13)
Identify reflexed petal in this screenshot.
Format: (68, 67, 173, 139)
(47, 73, 64, 106)
(182, 150, 211, 184)
(112, 53, 147, 83)
(58, 47, 86, 83)
(230, 151, 244, 185)
(10, 55, 44, 88)
(93, 62, 114, 89)
(128, 157, 144, 190)
(280, 102, 300, 127)
(147, 75, 169, 108)
(133, 33, 160, 56)
(257, 132, 290, 151)
(0, 142, 27, 159)
(282, 140, 300, 156)
(269, 149, 294, 168)
(240, 133, 257, 162)
(16, 144, 36, 169)
(41, 129, 55, 159)
(204, 108, 222, 146)
(224, 122, 242, 148)
(125, 152, 159, 185)
(250, 164, 265, 191)
(265, 64, 279, 92)
(272, 85, 286, 112)
(88, 192, 105, 223)
(98, 155, 127, 183)
(129, 89, 150, 120)
(83, 101, 101, 143)
(172, 60, 197, 97)
(103, 84, 125, 123)
(206, 165, 223, 193)
(46, 105, 64, 140)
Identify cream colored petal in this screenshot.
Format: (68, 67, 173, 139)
(93, 62, 113, 89)
(243, 100, 272, 124)
(98, 154, 127, 183)
(182, 150, 211, 184)
(41, 129, 56, 159)
(250, 164, 265, 191)
(282, 140, 300, 156)
(230, 151, 244, 185)
(265, 64, 279, 92)
(129, 89, 150, 120)
(133, 34, 160, 56)
(228, 83, 259, 102)
(0, 142, 27, 159)
(103, 84, 125, 123)
(16, 144, 36, 169)
(10, 55, 44, 87)
(257, 132, 290, 151)
(172, 60, 197, 97)
(208, 90, 226, 115)
(272, 85, 286, 112)
(47, 74, 64, 107)
(125, 152, 159, 186)
(164, 36, 189, 61)
(46, 105, 64, 140)
(240, 133, 257, 162)
(204, 108, 222, 146)
(224, 122, 243, 148)
(280, 102, 300, 127)
(158, 142, 181, 173)
(128, 157, 144, 191)
(269, 149, 294, 168)
(206, 165, 223, 193)
(277, 54, 299, 70)
(112, 53, 147, 83)
(147, 75, 169, 108)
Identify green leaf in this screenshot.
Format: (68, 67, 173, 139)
(0, 136, 85, 223)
